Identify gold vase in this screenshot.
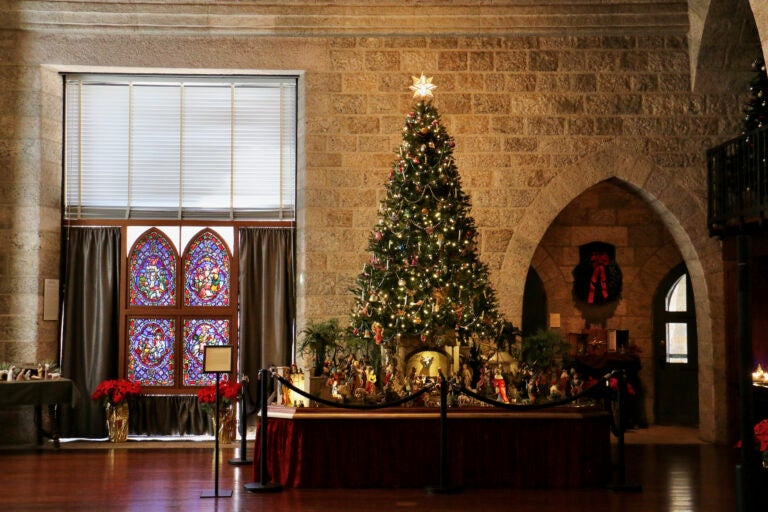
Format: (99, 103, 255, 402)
(106, 402, 129, 443)
(211, 405, 237, 444)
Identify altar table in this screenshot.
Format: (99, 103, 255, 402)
(0, 379, 78, 447)
(254, 405, 611, 489)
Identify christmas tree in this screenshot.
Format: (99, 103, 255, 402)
(743, 57, 768, 133)
(349, 75, 502, 355)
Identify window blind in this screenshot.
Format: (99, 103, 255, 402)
(64, 74, 297, 220)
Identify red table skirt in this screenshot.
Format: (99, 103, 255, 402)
(253, 406, 611, 489)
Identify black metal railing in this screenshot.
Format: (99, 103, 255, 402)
(708, 126, 768, 236)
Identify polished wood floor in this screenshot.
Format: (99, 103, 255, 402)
(0, 430, 742, 512)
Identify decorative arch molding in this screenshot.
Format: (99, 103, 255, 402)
(687, 0, 711, 89)
(498, 143, 725, 441)
(498, 142, 653, 318)
(689, 0, 764, 95)
(752, 0, 768, 57)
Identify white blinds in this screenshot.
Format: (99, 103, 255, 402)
(64, 74, 297, 220)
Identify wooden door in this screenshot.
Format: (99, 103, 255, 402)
(653, 264, 699, 426)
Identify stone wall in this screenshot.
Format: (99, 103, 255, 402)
(0, 0, 764, 442)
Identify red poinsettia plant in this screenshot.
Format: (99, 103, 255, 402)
(91, 379, 142, 407)
(736, 419, 768, 469)
(754, 419, 768, 469)
(197, 379, 242, 414)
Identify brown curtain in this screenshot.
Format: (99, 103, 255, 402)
(60, 227, 121, 437)
(239, 227, 295, 412)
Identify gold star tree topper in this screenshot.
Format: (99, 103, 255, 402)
(409, 74, 437, 98)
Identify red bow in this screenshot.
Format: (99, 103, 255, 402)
(588, 252, 610, 303)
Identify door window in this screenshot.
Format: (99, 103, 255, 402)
(665, 275, 689, 363)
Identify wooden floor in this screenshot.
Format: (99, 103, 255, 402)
(0, 428, 743, 512)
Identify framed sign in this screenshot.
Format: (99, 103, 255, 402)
(203, 345, 233, 373)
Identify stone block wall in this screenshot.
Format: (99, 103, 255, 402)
(0, 0, 764, 442)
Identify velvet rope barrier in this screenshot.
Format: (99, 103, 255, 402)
(272, 368, 437, 410)
(247, 367, 627, 493)
(455, 370, 617, 412)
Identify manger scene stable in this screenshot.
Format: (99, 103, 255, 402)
(273, 76, 621, 411)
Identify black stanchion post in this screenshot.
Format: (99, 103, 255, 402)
(229, 374, 253, 466)
(244, 368, 282, 493)
(607, 370, 641, 493)
(426, 371, 461, 495)
(736, 234, 756, 512)
(201, 371, 233, 498)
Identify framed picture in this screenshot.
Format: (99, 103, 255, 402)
(203, 345, 233, 373)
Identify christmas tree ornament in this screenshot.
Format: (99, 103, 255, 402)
(409, 74, 437, 98)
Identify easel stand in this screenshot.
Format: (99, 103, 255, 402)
(200, 345, 234, 499)
(229, 374, 253, 466)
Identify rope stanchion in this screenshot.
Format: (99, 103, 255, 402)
(229, 374, 253, 466)
(606, 369, 642, 493)
(244, 369, 282, 493)
(246, 365, 632, 492)
(425, 370, 461, 495)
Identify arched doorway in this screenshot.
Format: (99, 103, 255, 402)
(522, 267, 547, 337)
(653, 263, 699, 426)
(500, 146, 722, 440)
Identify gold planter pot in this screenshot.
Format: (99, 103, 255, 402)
(106, 402, 129, 443)
(211, 405, 237, 444)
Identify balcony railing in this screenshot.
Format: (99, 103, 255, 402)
(707, 126, 768, 236)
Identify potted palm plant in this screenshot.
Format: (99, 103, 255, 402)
(298, 318, 342, 377)
(521, 328, 569, 374)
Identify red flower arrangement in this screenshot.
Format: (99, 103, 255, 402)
(755, 419, 768, 452)
(91, 379, 142, 406)
(736, 419, 768, 469)
(197, 379, 242, 414)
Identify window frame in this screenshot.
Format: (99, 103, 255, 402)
(657, 267, 697, 368)
(123, 225, 239, 392)
(121, 223, 239, 393)
(60, 69, 300, 395)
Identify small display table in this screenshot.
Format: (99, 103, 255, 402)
(0, 379, 77, 447)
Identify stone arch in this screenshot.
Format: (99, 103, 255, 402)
(498, 144, 724, 441)
(689, 0, 763, 97)
(499, 142, 655, 318)
(751, 0, 768, 57)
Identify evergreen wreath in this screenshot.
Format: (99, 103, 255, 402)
(572, 241, 622, 305)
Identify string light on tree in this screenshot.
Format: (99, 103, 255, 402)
(349, 74, 503, 353)
(743, 57, 768, 133)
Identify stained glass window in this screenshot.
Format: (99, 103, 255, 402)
(183, 319, 230, 386)
(122, 226, 238, 393)
(127, 318, 176, 386)
(184, 231, 230, 307)
(129, 230, 176, 306)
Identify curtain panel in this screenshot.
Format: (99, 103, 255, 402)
(239, 227, 295, 413)
(60, 227, 121, 437)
